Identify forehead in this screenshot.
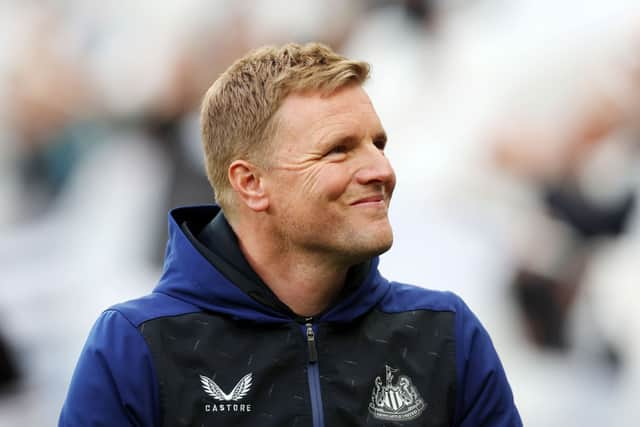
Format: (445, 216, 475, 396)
(274, 85, 383, 145)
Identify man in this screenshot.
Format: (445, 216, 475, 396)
(60, 43, 521, 426)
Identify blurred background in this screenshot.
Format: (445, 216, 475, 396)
(1, 0, 639, 425)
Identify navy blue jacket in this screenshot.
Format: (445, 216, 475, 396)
(59, 206, 521, 426)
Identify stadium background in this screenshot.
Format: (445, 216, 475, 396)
(1, 0, 640, 425)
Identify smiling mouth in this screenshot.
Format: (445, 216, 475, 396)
(351, 195, 385, 206)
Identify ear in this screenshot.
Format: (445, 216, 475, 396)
(228, 160, 269, 212)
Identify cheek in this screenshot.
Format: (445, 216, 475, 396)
(305, 165, 351, 201)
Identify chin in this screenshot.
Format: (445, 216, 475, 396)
(372, 237, 393, 256)
(349, 232, 394, 261)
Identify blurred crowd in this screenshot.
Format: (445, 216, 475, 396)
(1, 0, 640, 425)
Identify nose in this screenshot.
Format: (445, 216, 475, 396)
(355, 144, 396, 191)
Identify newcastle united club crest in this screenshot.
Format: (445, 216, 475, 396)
(368, 365, 426, 422)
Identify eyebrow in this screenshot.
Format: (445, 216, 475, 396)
(323, 130, 387, 145)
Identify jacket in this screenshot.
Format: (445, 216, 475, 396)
(59, 205, 522, 426)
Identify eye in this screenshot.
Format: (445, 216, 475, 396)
(327, 145, 347, 156)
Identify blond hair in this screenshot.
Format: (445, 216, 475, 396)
(200, 42, 370, 213)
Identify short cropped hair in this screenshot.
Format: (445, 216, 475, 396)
(200, 42, 370, 213)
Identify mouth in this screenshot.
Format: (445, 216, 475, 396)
(351, 195, 385, 206)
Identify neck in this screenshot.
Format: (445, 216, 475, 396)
(230, 217, 350, 317)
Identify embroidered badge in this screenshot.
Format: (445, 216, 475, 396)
(368, 365, 426, 422)
(200, 372, 253, 413)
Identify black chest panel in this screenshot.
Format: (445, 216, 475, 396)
(140, 309, 456, 427)
(318, 310, 456, 427)
(141, 314, 311, 427)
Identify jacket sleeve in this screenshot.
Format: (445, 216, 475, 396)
(453, 297, 523, 427)
(59, 309, 160, 427)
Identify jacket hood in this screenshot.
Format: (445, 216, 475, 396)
(153, 205, 391, 323)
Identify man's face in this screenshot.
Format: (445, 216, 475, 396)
(263, 84, 396, 263)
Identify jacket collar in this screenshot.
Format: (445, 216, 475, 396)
(154, 205, 390, 323)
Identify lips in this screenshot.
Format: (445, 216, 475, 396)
(351, 195, 385, 205)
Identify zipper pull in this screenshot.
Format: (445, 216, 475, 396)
(305, 322, 318, 363)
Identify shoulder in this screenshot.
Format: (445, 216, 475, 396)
(59, 304, 164, 426)
(377, 281, 485, 351)
(107, 291, 202, 328)
(378, 281, 466, 314)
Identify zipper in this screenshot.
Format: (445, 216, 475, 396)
(303, 321, 324, 427)
(306, 322, 318, 362)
